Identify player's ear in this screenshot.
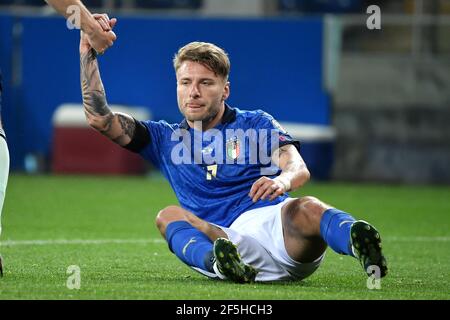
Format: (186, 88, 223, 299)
(222, 81, 230, 101)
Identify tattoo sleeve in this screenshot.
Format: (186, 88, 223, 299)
(80, 49, 135, 146)
(273, 144, 310, 191)
(276, 145, 303, 172)
(112, 113, 136, 145)
(81, 49, 112, 129)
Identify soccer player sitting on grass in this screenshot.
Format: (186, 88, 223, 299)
(79, 30, 388, 282)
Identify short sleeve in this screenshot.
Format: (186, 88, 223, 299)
(139, 120, 170, 168)
(253, 110, 300, 154)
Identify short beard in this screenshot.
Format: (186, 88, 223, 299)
(185, 107, 220, 128)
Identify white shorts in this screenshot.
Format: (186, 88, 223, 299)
(219, 197, 325, 282)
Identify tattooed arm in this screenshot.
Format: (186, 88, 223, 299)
(80, 32, 134, 146)
(272, 144, 310, 191)
(249, 144, 310, 202)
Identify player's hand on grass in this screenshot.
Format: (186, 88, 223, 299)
(82, 13, 117, 55)
(249, 176, 290, 202)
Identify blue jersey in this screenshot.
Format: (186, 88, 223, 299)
(138, 105, 300, 227)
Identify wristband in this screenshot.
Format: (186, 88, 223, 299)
(276, 177, 291, 192)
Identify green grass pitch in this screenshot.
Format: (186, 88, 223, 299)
(0, 174, 449, 299)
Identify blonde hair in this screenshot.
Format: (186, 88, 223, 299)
(173, 41, 230, 80)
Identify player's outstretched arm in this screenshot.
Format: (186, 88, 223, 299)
(249, 144, 310, 202)
(80, 33, 135, 146)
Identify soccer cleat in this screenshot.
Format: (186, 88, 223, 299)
(213, 238, 257, 283)
(350, 220, 388, 278)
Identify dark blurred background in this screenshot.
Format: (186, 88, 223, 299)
(1, 0, 449, 184)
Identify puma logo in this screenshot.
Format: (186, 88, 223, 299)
(339, 220, 354, 228)
(182, 237, 197, 256)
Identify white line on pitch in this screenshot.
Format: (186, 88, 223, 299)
(0, 236, 448, 247)
(0, 238, 165, 246)
(385, 236, 450, 242)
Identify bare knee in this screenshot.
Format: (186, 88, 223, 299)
(283, 196, 331, 237)
(298, 196, 330, 217)
(155, 205, 186, 237)
(155, 205, 227, 242)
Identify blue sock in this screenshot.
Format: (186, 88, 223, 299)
(165, 221, 215, 272)
(320, 208, 356, 256)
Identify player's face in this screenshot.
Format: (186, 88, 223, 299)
(176, 61, 230, 127)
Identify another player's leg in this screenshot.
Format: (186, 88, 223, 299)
(0, 71, 9, 277)
(156, 206, 257, 282)
(282, 197, 387, 278)
(0, 123, 8, 227)
(0, 129, 7, 277)
(0, 95, 9, 278)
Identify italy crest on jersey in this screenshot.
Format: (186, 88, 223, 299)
(226, 137, 240, 160)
